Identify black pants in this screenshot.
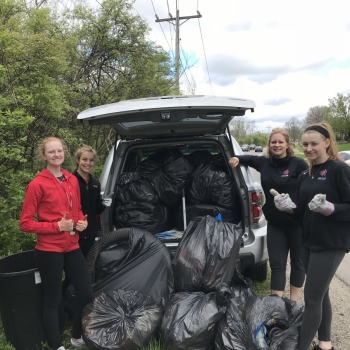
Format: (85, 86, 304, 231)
(267, 223, 305, 291)
(78, 237, 96, 258)
(297, 247, 345, 350)
(35, 249, 93, 350)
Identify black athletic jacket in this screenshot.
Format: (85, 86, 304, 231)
(236, 155, 308, 227)
(72, 170, 105, 240)
(296, 159, 350, 252)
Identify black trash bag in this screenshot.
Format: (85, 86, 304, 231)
(160, 285, 231, 350)
(114, 201, 172, 234)
(136, 148, 193, 208)
(82, 289, 163, 350)
(65, 228, 174, 316)
(244, 295, 303, 349)
(172, 216, 243, 293)
(93, 241, 130, 282)
(185, 150, 213, 169)
(173, 203, 240, 231)
(115, 172, 158, 204)
(187, 163, 236, 209)
(215, 299, 258, 350)
(215, 294, 304, 350)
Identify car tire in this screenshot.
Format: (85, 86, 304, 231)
(245, 261, 268, 282)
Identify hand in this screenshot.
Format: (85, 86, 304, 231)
(229, 157, 239, 168)
(308, 194, 334, 216)
(76, 215, 88, 232)
(270, 189, 296, 213)
(102, 198, 112, 207)
(58, 213, 73, 232)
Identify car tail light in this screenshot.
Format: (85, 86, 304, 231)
(249, 190, 264, 223)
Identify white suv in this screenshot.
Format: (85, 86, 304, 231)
(77, 95, 268, 281)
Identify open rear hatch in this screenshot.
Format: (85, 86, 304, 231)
(77, 95, 255, 139)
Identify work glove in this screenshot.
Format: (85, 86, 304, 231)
(102, 198, 112, 207)
(270, 189, 296, 213)
(308, 194, 334, 216)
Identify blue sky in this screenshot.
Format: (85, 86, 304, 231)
(89, 0, 350, 132)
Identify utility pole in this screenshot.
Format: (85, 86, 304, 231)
(156, 9, 202, 92)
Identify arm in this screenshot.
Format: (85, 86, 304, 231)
(19, 183, 63, 234)
(229, 155, 264, 171)
(329, 166, 350, 221)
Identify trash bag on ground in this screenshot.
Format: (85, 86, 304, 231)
(82, 289, 163, 350)
(215, 292, 304, 350)
(93, 241, 130, 282)
(114, 201, 172, 234)
(115, 172, 158, 204)
(136, 148, 193, 208)
(65, 228, 174, 316)
(160, 284, 231, 350)
(172, 216, 243, 293)
(215, 298, 258, 350)
(174, 204, 240, 231)
(187, 163, 236, 209)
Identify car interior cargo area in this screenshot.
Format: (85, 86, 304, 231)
(111, 141, 243, 248)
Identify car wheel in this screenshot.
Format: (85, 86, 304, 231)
(245, 261, 268, 282)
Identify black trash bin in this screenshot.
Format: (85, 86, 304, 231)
(0, 250, 47, 350)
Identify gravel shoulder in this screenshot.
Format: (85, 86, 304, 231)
(285, 261, 350, 350)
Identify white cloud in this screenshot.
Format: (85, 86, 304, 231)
(89, 0, 350, 130)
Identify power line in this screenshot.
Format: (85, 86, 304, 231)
(150, 0, 175, 60)
(197, 17, 213, 94)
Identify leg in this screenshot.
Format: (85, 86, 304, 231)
(286, 225, 305, 301)
(267, 223, 289, 296)
(78, 237, 95, 258)
(34, 250, 64, 350)
(297, 248, 345, 350)
(64, 249, 93, 339)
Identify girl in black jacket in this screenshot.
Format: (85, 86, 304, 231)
(73, 145, 111, 257)
(229, 128, 308, 301)
(274, 122, 350, 350)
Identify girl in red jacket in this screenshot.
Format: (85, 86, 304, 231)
(20, 137, 93, 350)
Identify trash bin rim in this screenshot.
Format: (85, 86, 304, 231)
(0, 250, 38, 277)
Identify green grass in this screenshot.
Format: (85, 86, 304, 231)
(337, 143, 350, 151)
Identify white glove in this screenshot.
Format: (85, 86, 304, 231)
(102, 198, 112, 207)
(308, 194, 334, 216)
(270, 189, 296, 213)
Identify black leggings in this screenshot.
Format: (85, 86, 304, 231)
(35, 249, 93, 350)
(267, 223, 305, 291)
(298, 247, 345, 350)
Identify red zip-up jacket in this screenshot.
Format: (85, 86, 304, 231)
(20, 168, 85, 253)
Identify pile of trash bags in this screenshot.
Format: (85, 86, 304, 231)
(113, 148, 241, 234)
(66, 228, 174, 349)
(72, 216, 303, 350)
(160, 215, 243, 350)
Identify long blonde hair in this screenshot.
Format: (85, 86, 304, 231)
(267, 128, 294, 157)
(303, 122, 344, 176)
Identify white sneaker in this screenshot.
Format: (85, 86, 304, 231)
(70, 337, 86, 348)
(57, 347, 65, 350)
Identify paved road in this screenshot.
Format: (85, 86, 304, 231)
(243, 149, 350, 286)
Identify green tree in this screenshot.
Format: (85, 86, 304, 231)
(284, 117, 303, 142)
(326, 93, 350, 141)
(304, 105, 328, 127)
(0, 0, 177, 255)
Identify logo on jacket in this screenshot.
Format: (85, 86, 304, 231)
(93, 185, 98, 188)
(281, 169, 289, 177)
(317, 169, 327, 180)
